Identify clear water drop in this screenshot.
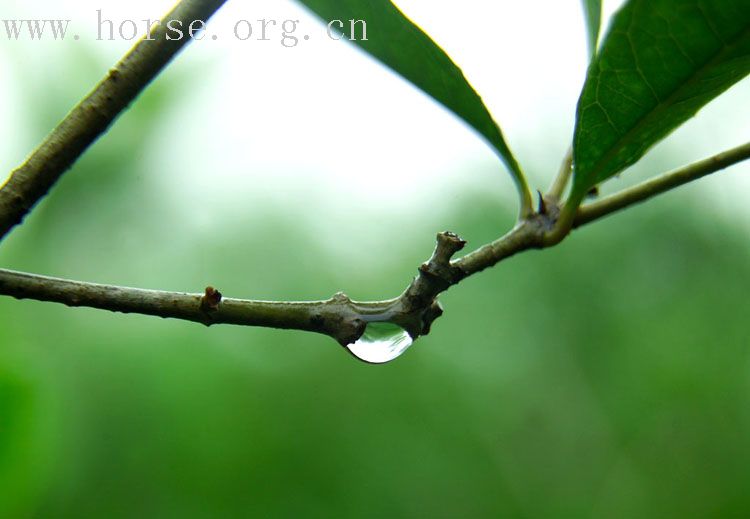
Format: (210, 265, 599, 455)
(346, 322, 414, 364)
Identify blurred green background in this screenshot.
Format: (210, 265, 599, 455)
(2, 6, 750, 518)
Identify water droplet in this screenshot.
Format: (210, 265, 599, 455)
(346, 322, 414, 364)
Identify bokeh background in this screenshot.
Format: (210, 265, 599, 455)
(1, 1, 750, 517)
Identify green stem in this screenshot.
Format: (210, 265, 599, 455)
(515, 168, 535, 220)
(547, 146, 574, 201)
(575, 141, 750, 227)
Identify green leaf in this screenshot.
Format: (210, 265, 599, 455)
(581, 0, 602, 58)
(296, 0, 529, 202)
(572, 0, 750, 197)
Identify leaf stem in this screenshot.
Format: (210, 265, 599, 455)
(516, 171, 535, 219)
(548, 146, 574, 201)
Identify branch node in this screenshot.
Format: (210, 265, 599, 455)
(420, 301, 444, 335)
(419, 231, 466, 285)
(333, 316, 367, 347)
(433, 231, 467, 262)
(200, 286, 222, 314)
(331, 291, 351, 304)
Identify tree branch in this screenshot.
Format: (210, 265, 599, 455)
(0, 0, 228, 242)
(0, 0, 748, 349)
(0, 269, 375, 345)
(1, 143, 748, 346)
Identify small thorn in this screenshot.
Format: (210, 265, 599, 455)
(537, 191, 548, 215)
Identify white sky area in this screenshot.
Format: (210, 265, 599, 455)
(0, 1, 748, 242)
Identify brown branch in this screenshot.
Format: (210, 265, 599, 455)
(0, 269, 372, 345)
(0, 0, 228, 241)
(1, 143, 748, 346)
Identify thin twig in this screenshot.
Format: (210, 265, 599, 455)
(575, 141, 750, 227)
(0, 270, 371, 345)
(0, 0, 228, 241)
(0, 232, 465, 345)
